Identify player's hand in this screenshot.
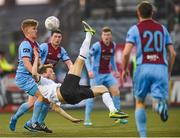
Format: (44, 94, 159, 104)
(33, 47, 39, 58)
(114, 71, 120, 78)
(168, 72, 171, 80)
(71, 118, 83, 123)
(122, 69, 129, 82)
(88, 71, 94, 78)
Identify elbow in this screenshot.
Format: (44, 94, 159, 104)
(171, 50, 176, 61)
(32, 74, 36, 79)
(123, 53, 130, 60)
(173, 51, 176, 58)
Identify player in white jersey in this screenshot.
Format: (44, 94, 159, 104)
(31, 21, 128, 131)
(24, 63, 83, 132)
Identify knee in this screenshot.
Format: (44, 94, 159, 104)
(27, 101, 34, 108)
(97, 85, 108, 94)
(91, 85, 108, 96)
(101, 85, 108, 92)
(136, 100, 145, 109)
(109, 86, 120, 96)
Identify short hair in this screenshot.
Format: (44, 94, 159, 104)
(102, 26, 112, 33)
(137, 1, 153, 18)
(51, 29, 62, 36)
(38, 64, 53, 74)
(21, 19, 38, 31)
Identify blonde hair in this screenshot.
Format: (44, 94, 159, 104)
(102, 26, 112, 33)
(21, 19, 39, 31)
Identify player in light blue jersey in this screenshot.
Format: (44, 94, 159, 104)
(9, 19, 48, 132)
(24, 29, 73, 133)
(84, 27, 128, 126)
(122, 2, 176, 137)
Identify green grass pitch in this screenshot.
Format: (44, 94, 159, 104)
(0, 107, 180, 137)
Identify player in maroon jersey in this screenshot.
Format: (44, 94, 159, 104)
(122, 1, 176, 137)
(84, 27, 128, 126)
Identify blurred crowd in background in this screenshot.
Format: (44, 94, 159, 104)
(0, 0, 180, 111)
(0, 0, 179, 76)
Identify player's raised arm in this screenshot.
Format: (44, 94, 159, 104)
(51, 104, 83, 123)
(32, 48, 40, 82)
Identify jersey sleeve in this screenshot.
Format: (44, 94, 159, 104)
(126, 25, 137, 44)
(60, 47, 70, 61)
(85, 53, 92, 72)
(85, 43, 99, 72)
(39, 43, 48, 64)
(163, 26, 173, 46)
(19, 41, 32, 58)
(89, 42, 99, 56)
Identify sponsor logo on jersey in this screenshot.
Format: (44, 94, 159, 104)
(146, 54, 159, 61)
(102, 55, 111, 60)
(23, 48, 30, 53)
(57, 53, 61, 58)
(110, 48, 113, 53)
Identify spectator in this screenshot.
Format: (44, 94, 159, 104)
(167, 1, 180, 32)
(0, 51, 15, 75)
(168, 2, 180, 75)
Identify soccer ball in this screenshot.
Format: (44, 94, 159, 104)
(45, 16, 60, 30)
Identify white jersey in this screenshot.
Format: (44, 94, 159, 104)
(38, 76, 62, 106)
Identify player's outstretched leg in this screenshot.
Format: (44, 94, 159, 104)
(9, 96, 35, 131)
(68, 21, 95, 77)
(91, 85, 129, 119)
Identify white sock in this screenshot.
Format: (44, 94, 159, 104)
(102, 93, 117, 112)
(79, 32, 92, 60)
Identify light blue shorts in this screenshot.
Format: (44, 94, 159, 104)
(90, 73, 117, 87)
(133, 64, 168, 101)
(15, 72, 38, 96)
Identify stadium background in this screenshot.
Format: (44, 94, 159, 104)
(0, 0, 179, 137)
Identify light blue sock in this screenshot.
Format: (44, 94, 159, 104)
(85, 98, 94, 121)
(155, 103, 160, 114)
(38, 102, 50, 124)
(32, 101, 43, 123)
(13, 102, 30, 120)
(155, 101, 166, 114)
(135, 108, 147, 138)
(26, 119, 32, 126)
(112, 96, 120, 110)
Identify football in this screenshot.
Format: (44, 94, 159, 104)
(45, 16, 60, 30)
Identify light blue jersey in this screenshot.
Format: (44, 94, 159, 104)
(126, 19, 173, 101)
(15, 38, 39, 96)
(85, 41, 118, 87)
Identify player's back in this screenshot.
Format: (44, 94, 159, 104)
(131, 19, 172, 84)
(134, 19, 171, 66)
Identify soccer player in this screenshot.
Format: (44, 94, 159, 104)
(40, 29, 73, 68)
(24, 62, 83, 132)
(31, 29, 73, 132)
(122, 2, 176, 137)
(9, 19, 46, 132)
(32, 21, 128, 128)
(84, 27, 128, 126)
